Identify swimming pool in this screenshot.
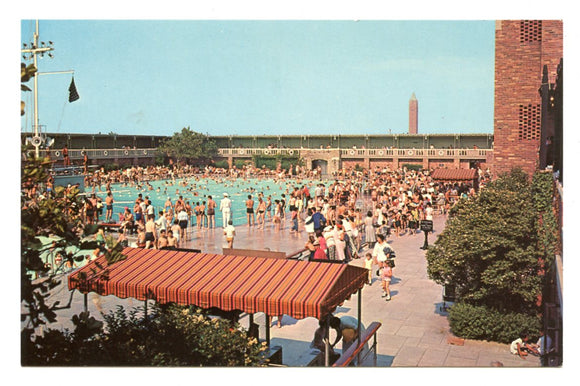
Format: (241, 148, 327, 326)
(92, 176, 331, 226)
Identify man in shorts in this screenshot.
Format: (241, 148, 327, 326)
(245, 194, 255, 227)
(177, 208, 189, 242)
(144, 214, 157, 249)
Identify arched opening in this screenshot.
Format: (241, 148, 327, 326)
(311, 159, 328, 176)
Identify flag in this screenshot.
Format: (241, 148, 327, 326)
(68, 77, 80, 103)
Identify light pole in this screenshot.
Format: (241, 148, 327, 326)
(22, 21, 74, 159)
(22, 21, 54, 158)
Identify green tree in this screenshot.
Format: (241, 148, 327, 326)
(426, 169, 543, 314)
(158, 127, 217, 165)
(21, 62, 37, 115)
(25, 304, 269, 366)
(21, 154, 124, 363)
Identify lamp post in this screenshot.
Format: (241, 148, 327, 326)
(22, 21, 54, 158)
(22, 20, 74, 159)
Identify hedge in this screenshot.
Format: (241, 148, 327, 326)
(448, 302, 541, 344)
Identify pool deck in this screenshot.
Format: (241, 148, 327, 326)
(41, 213, 541, 368)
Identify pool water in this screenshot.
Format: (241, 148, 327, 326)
(94, 176, 331, 226)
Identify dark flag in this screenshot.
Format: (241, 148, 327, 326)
(68, 77, 80, 102)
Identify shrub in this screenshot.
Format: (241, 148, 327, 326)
(213, 159, 229, 169)
(448, 303, 541, 344)
(427, 169, 542, 315)
(23, 304, 268, 366)
(402, 163, 422, 172)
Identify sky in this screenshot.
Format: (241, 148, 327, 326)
(20, 19, 496, 137)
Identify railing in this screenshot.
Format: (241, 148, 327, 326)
(38, 147, 491, 161)
(218, 148, 300, 157)
(217, 148, 491, 159)
(333, 321, 382, 367)
(42, 148, 158, 160)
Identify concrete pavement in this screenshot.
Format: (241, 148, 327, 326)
(40, 212, 541, 367)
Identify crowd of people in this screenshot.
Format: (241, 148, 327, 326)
(27, 160, 484, 255)
(26, 158, 501, 362)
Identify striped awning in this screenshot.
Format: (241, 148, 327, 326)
(68, 247, 368, 320)
(431, 168, 478, 181)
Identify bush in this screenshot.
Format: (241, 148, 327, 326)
(448, 303, 541, 344)
(103, 163, 120, 172)
(213, 159, 229, 169)
(23, 305, 269, 366)
(402, 163, 422, 171)
(253, 155, 300, 171)
(234, 159, 250, 169)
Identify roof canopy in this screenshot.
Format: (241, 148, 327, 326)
(68, 247, 368, 320)
(431, 168, 478, 181)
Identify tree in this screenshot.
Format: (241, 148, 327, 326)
(24, 304, 269, 366)
(21, 62, 37, 115)
(158, 127, 217, 164)
(21, 154, 125, 363)
(426, 169, 543, 314)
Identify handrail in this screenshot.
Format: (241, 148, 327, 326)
(333, 321, 382, 367)
(42, 148, 158, 160)
(286, 247, 308, 259)
(41, 146, 492, 160)
(217, 147, 491, 159)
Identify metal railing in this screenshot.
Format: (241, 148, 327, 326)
(42, 148, 158, 160)
(217, 147, 491, 159)
(333, 321, 382, 367)
(39, 147, 491, 161)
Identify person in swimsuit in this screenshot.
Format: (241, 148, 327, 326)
(145, 214, 156, 249)
(206, 195, 216, 229)
(245, 195, 255, 227)
(201, 201, 207, 228)
(256, 196, 266, 229)
(167, 229, 179, 249)
(136, 227, 146, 248)
(177, 208, 189, 241)
(195, 202, 203, 230)
(266, 196, 273, 222)
(105, 192, 114, 223)
(157, 229, 169, 249)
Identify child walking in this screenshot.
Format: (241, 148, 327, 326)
(224, 220, 236, 248)
(381, 260, 394, 300)
(365, 252, 373, 285)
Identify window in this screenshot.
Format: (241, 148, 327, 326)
(518, 104, 541, 140)
(520, 20, 542, 43)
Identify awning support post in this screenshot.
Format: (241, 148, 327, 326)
(357, 288, 362, 366)
(324, 316, 330, 367)
(144, 299, 148, 320)
(83, 293, 88, 313)
(266, 313, 270, 347)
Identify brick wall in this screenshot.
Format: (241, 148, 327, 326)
(493, 20, 563, 176)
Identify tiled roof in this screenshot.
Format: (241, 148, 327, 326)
(431, 168, 478, 181)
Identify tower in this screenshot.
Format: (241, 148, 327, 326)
(409, 92, 418, 134)
(493, 20, 563, 176)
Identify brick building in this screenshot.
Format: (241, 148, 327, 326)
(409, 92, 418, 134)
(493, 20, 563, 176)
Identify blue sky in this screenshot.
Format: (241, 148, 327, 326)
(20, 19, 495, 137)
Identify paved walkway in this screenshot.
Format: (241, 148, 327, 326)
(42, 212, 540, 367)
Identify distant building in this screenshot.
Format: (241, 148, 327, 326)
(409, 92, 418, 134)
